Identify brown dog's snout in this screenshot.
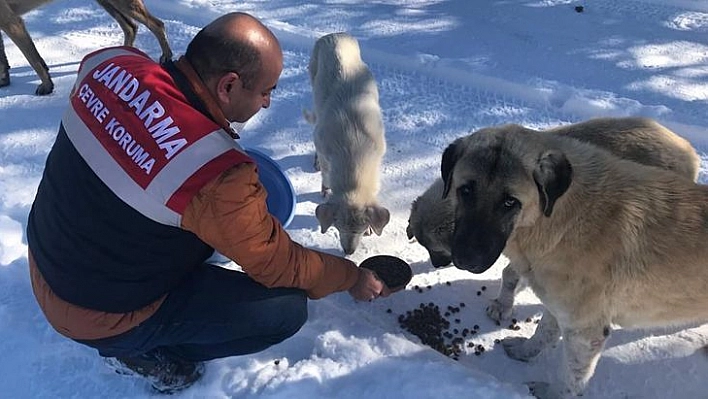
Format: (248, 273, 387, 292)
(429, 251, 452, 268)
(451, 220, 508, 273)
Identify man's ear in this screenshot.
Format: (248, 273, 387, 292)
(533, 149, 573, 217)
(215, 72, 240, 104)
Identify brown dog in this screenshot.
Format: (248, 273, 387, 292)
(407, 117, 700, 325)
(442, 121, 707, 398)
(0, 0, 172, 95)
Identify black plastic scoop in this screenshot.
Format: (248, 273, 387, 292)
(360, 255, 413, 293)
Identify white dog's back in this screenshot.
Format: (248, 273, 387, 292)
(307, 32, 389, 254)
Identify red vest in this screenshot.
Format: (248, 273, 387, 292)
(65, 46, 252, 226)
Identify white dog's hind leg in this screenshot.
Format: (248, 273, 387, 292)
(318, 155, 332, 197)
(313, 152, 321, 171)
(503, 311, 561, 361)
(486, 265, 520, 323)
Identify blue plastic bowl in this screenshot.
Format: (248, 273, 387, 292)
(245, 148, 297, 228)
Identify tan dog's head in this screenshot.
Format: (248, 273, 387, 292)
(406, 179, 455, 268)
(441, 125, 573, 273)
(316, 201, 390, 255)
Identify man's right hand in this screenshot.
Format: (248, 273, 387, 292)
(348, 267, 390, 302)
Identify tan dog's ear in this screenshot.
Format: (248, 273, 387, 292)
(406, 223, 415, 240)
(441, 139, 463, 199)
(366, 205, 391, 236)
(533, 150, 573, 217)
(406, 198, 418, 240)
(315, 203, 336, 233)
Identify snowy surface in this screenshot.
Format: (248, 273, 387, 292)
(1, 0, 708, 398)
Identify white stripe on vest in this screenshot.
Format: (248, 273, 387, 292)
(62, 106, 182, 225)
(146, 129, 244, 203)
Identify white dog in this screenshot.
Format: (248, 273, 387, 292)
(305, 32, 390, 255)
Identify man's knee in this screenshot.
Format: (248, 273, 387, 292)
(271, 290, 308, 343)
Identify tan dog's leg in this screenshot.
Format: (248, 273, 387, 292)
(486, 265, 520, 323)
(96, 0, 173, 63)
(528, 323, 609, 399)
(503, 311, 561, 361)
(0, 1, 53, 94)
(561, 324, 608, 397)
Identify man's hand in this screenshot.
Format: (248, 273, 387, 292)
(348, 267, 391, 302)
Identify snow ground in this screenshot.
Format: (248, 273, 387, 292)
(1, 0, 708, 398)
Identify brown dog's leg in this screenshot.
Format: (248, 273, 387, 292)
(0, 1, 53, 95)
(486, 265, 521, 323)
(100, 0, 172, 63)
(95, 0, 138, 47)
(0, 34, 10, 87)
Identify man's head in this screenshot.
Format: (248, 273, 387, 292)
(186, 12, 283, 123)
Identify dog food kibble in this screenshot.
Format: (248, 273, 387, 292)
(481, 286, 487, 291)
(386, 308, 392, 313)
(476, 291, 482, 296)
(274, 359, 280, 366)
(395, 301, 498, 358)
(446, 281, 451, 286)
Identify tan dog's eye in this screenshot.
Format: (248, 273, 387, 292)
(503, 196, 520, 209)
(458, 183, 474, 199)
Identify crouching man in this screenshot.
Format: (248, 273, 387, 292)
(26, 12, 388, 394)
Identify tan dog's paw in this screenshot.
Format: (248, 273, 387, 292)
(486, 298, 512, 323)
(502, 336, 542, 361)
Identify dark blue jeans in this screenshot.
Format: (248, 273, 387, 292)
(77, 263, 308, 362)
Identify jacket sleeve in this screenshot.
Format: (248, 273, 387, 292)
(180, 162, 360, 299)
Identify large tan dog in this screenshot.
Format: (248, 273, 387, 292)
(441, 121, 707, 398)
(407, 117, 700, 324)
(407, 117, 699, 269)
(0, 0, 172, 95)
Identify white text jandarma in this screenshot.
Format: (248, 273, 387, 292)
(76, 62, 188, 175)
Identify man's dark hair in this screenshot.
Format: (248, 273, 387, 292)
(185, 28, 262, 90)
